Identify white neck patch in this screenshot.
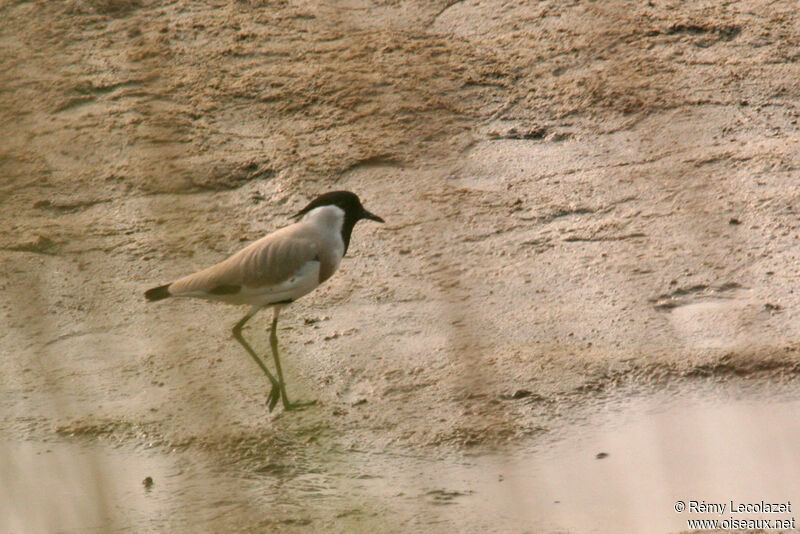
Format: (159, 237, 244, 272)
(303, 205, 345, 234)
(303, 205, 346, 262)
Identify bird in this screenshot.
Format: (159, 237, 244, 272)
(144, 191, 384, 412)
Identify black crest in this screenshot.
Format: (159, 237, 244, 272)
(294, 191, 384, 254)
(294, 191, 364, 220)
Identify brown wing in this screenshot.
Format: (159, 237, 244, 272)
(168, 226, 320, 296)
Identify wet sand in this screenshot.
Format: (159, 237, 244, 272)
(3, 379, 799, 532)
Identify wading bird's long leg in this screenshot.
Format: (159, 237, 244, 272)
(232, 306, 281, 412)
(270, 307, 316, 411)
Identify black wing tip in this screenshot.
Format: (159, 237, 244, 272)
(208, 284, 241, 295)
(145, 284, 171, 302)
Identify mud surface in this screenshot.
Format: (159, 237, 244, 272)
(2, 0, 800, 532)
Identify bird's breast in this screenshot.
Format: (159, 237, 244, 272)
(317, 247, 342, 284)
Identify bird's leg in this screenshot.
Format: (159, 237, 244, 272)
(232, 306, 281, 412)
(269, 307, 316, 411)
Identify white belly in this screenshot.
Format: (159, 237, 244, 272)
(179, 260, 321, 307)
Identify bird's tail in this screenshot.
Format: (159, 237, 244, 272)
(145, 284, 172, 302)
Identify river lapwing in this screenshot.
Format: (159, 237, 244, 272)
(145, 191, 384, 411)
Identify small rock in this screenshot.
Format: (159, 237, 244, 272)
(729, 217, 741, 225)
(596, 452, 609, 460)
(143, 476, 154, 489)
(520, 126, 547, 139)
(12, 235, 56, 254)
(500, 389, 543, 401)
(506, 126, 547, 140)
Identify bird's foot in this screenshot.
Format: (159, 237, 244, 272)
(282, 398, 317, 411)
(266, 384, 281, 412)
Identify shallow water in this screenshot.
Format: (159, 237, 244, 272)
(350, 385, 800, 533)
(0, 438, 257, 533)
(3, 383, 799, 533)
(0, 440, 172, 533)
